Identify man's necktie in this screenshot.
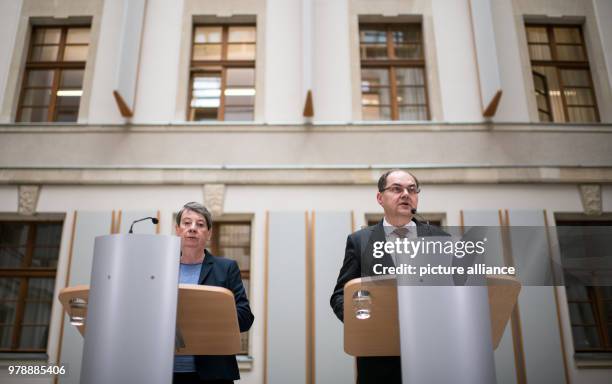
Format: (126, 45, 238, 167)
(393, 227, 410, 238)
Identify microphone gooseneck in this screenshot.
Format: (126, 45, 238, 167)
(128, 217, 159, 234)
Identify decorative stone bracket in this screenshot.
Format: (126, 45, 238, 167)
(18, 185, 40, 215)
(203, 184, 225, 217)
(579, 184, 601, 216)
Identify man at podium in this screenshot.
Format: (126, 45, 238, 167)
(330, 169, 446, 384)
(173, 202, 254, 384)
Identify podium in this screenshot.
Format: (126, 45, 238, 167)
(59, 284, 241, 355)
(57, 234, 241, 383)
(343, 275, 521, 383)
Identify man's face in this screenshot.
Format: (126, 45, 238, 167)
(175, 209, 211, 253)
(376, 171, 419, 220)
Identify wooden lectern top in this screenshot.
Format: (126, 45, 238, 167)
(58, 284, 241, 355)
(343, 275, 521, 356)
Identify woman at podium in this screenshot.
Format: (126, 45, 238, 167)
(173, 202, 254, 384)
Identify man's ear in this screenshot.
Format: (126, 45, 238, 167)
(376, 191, 383, 206)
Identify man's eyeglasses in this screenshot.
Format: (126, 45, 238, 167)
(381, 184, 421, 195)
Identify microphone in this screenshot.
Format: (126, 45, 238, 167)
(128, 217, 159, 234)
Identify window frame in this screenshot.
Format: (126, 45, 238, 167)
(525, 24, 600, 123)
(359, 23, 431, 121)
(187, 24, 256, 122)
(0, 220, 63, 353)
(555, 218, 612, 355)
(16, 25, 90, 123)
(206, 217, 253, 357)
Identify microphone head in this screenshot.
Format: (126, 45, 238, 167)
(151, 218, 159, 224)
(411, 208, 417, 214)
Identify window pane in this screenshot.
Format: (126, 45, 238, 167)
(362, 91, 390, 107)
(0, 247, 26, 267)
(55, 108, 79, 122)
(566, 285, 589, 300)
(397, 86, 426, 105)
(0, 300, 17, 324)
(22, 89, 51, 107)
(361, 69, 389, 88)
(532, 66, 565, 122)
(19, 108, 48, 122)
(23, 301, 52, 323)
(0, 326, 12, 349)
(63, 45, 89, 61)
(560, 69, 591, 87)
(27, 70, 54, 87)
(226, 68, 254, 87)
(396, 68, 425, 86)
(604, 301, 612, 322)
(536, 94, 549, 111)
(228, 27, 256, 43)
(240, 330, 249, 354)
(554, 28, 581, 44)
(526, 27, 549, 43)
(392, 26, 420, 44)
(193, 109, 218, 121)
(18, 325, 48, 349)
(362, 106, 391, 120)
(191, 74, 221, 120)
(191, 74, 221, 107)
(567, 107, 597, 123)
(37, 221, 63, 243)
(538, 111, 552, 122)
(66, 28, 90, 44)
(219, 225, 251, 246)
(399, 106, 428, 120)
(528, 44, 552, 60)
(224, 95, 254, 107)
(394, 44, 422, 59)
(31, 248, 59, 268)
(568, 302, 596, 324)
(0, 278, 21, 300)
(571, 326, 601, 349)
(0, 223, 28, 246)
(224, 106, 253, 121)
(56, 96, 81, 107)
(556, 45, 585, 61)
(194, 27, 222, 43)
(360, 29, 386, 44)
(192, 44, 222, 60)
(33, 28, 61, 44)
(564, 88, 594, 106)
(30, 46, 59, 61)
(360, 44, 387, 59)
(27, 278, 54, 300)
(60, 70, 84, 88)
(227, 43, 255, 60)
(219, 247, 250, 271)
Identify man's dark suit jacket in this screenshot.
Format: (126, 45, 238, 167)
(330, 219, 447, 384)
(192, 250, 254, 381)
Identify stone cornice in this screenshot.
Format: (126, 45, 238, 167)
(1, 166, 611, 185)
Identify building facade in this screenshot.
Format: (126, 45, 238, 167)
(1, 0, 612, 383)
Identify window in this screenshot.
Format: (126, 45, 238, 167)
(17, 26, 90, 123)
(209, 221, 252, 355)
(359, 24, 429, 121)
(526, 25, 599, 123)
(0, 221, 63, 352)
(555, 220, 612, 354)
(188, 25, 256, 121)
